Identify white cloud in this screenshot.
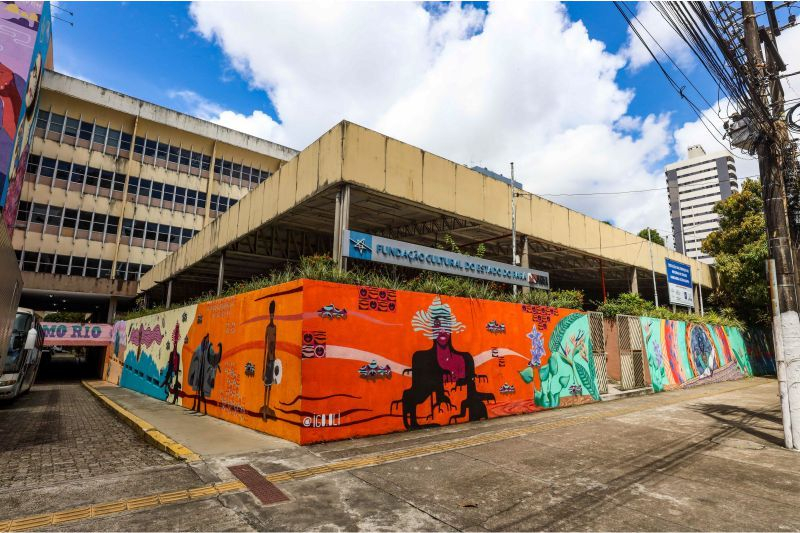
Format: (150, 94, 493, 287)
(618, 2, 695, 71)
(186, 2, 704, 236)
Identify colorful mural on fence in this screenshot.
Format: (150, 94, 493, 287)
(640, 317, 774, 392)
(104, 280, 598, 444)
(105, 280, 304, 443)
(0, 1, 51, 236)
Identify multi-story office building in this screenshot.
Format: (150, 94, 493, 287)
(664, 145, 738, 264)
(13, 70, 297, 317)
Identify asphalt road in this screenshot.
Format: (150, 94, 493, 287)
(1, 369, 797, 531)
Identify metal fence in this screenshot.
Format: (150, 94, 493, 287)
(587, 311, 609, 394)
(617, 314, 646, 390)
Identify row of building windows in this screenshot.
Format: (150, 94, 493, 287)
(210, 194, 238, 213)
(37, 109, 273, 187)
(38, 110, 133, 153)
(17, 201, 199, 246)
(15, 249, 153, 281)
(28, 155, 126, 194)
(127, 176, 207, 211)
(18, 201, 120, 238)
(126, 177, 236, 214)
(119, 218, 197, 245)
(678, 200, 722, 214)
(26, 152, 237, 216)
(213, 157, 272, 190)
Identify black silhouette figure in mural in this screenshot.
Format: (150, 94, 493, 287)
(392, 297, 494, 429)
(161, 323, 181, 404)
(260, 300, 277, 420)
(135, 324, 144, 361)
(188, 334, 223, 414)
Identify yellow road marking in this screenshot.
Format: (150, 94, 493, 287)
(0, 378, 769, 531)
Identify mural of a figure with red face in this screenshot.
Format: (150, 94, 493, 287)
(392, 297, 493, 429)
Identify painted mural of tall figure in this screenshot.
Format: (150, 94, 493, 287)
(260, 300, 278, 420)
(188, 334, 222, 414)
(393, 297, 493, 429)
(161, 323, 181, 404)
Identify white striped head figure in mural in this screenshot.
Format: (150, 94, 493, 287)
(188, 334, 223, 414)
(391, 296, 493, 429)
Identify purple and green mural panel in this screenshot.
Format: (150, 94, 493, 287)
(640, 317, 774, 392)
(0, 1, 51, 236)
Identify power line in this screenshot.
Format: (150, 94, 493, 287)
(620, 2, 718, 110)
(538, 187, 667, 197)
(614, 2, 757, 159)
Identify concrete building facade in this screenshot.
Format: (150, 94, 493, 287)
(12, 70, 297, 317)
(665, 145, 738, 264)
(138, 120, 714, 311)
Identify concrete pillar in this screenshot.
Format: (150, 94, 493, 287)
(693, 284, 700, 314)
(520, 235, 530, 294)
(630, 267, 639, 295)
(165, 279, 173, 308)
(217, 252, 225, 296)
(333, 184, 351, 269)
(106, 296, 117, 323)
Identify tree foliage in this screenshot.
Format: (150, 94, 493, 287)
(701, 179, 769, 326)
(637, 228, 665, 246)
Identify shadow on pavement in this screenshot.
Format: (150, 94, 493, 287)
(501, 402, 781, 531)
(687, 402, 785, 447)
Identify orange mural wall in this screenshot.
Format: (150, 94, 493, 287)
(104, 279, 599, 445)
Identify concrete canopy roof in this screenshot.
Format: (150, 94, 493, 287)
(139, 121, 713, 303)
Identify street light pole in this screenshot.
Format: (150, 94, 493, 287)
(510, 162, 517, 296)
(647, 229, 659, 307)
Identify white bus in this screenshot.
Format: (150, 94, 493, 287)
(0, 308, 44, 400)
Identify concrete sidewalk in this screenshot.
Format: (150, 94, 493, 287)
(8, 376, 798, 531)
(87, 381, 295, 458)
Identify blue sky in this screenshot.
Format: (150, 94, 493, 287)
(53, 1, 279, 120)
(53, 1, 708, 142)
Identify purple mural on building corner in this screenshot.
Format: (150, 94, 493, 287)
(0, 1, 51, 237)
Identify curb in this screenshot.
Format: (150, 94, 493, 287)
(82, 380, 201, 463)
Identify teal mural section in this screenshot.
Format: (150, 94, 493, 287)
(520, 314, 600, 407)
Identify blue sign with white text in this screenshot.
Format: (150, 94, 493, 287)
(666, 259, 692, 288)
(343, 230, 550, 289)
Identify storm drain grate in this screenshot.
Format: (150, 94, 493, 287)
(228, 464, 289, 505)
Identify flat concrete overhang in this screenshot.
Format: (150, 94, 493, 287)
(139, 121, 714, 305)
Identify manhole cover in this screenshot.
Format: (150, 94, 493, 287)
(710, 437, 766, 450)
(228, 464, 289, 505)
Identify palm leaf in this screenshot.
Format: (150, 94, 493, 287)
(548, 313, 583, 353)
(576, 363, 599, 400)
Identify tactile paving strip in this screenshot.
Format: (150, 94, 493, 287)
(228, 464, 289, 505)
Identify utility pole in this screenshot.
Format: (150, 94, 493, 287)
(647, 229, 659, 307)
(742, 1, 800, 450)
(510, 162, 517, 296)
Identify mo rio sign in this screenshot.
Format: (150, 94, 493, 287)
(41, 323, 113, 346)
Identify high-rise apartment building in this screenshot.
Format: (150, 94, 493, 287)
(664, 145, 738, 264)
(12, 70, 297, 317)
